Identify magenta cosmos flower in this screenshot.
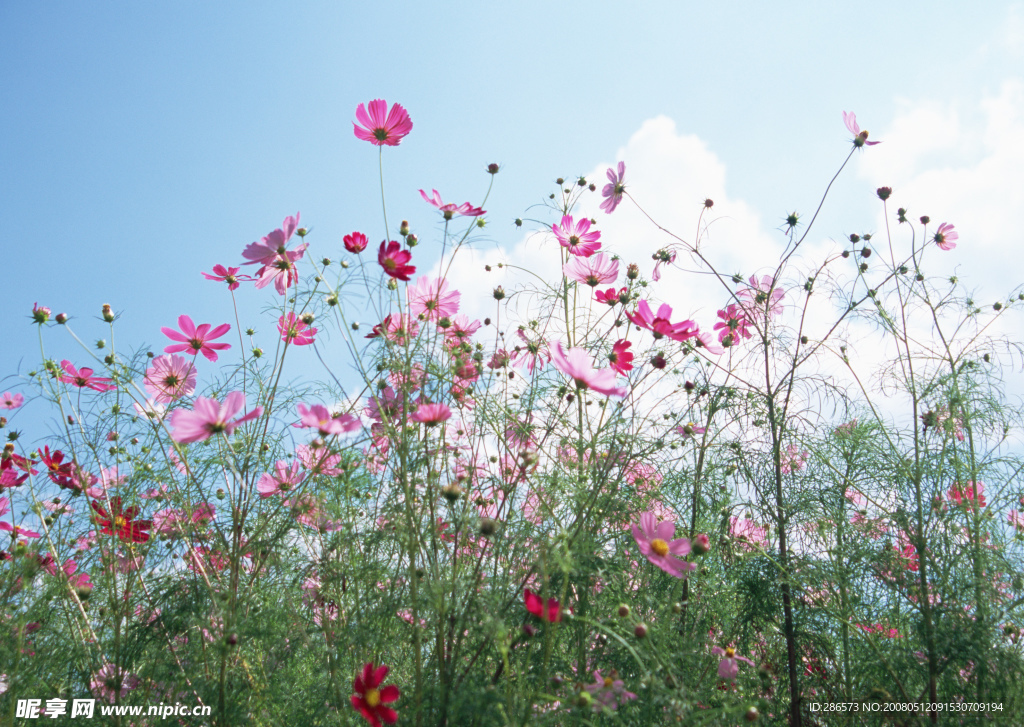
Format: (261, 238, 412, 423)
(411, 402, 451, 426)
(408, 276, 461, 321)
(59, 360, 116, 392)
(714, 303, 753, 346)
(626, 300, 699, 342)
(278, 312, 317, 346)
(344, 231, 369, 253)
(843, 111, 881, 147)
(257, 460, 305, 498)
(419, 189, 485, 219)
(354, 100, 413, 147)
(712, 646, 755, 680)
(552, 215, 601, 257)
(737, 274, 785, 320)
(378, 240, 416, 281)
(162, 315, 232, 362)
(631, 511, 696, 578)
(351, 662, 401, 726)
(0, 392, 23, 409)
(90, 663, 140, 703)
(524, 588, 562, 623)
(551, 341, 627, 398)
(241, 213, 307, 295)
(201, 264, 252, 291)
(600, 161, 626, 214)
(933, 222, 958, 251)
(144, 354, 197, 403)
(608, 339, 633, 375)
(564, 253, 619, 287)
(169, 391, 262, 443)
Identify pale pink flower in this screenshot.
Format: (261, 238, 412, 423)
(600, 161, 626, 214)
(419, 189, 485, 219)
(711, 646, 755, 680)
(59, 360, 115, 392)
(933, 222, 958, 251)
(133, 399, 167, 420)
(294, 403, 360, 436)
(0, 392, 23, 410)
(651, 247, 677, 282)
(564, 253, 618, 287)
(90, 663, 140, 703)
(843, 111, 881, 147)
(1008, 510, 1024, 531)
(551, 341, 628, 398)
(366, 314, 420, 345)
(169, 391, 262, 443)
(439, 315, 481, 346)
(675, 422, 706, 439)
(729, 516, 768, 549)
(510, 328, 550, 373)
(257, 460, 305, 497)
(278, 312, 317, 345)
(241, 213, 307, 294)
(144, 354, 197, 403)
(737, 274, 785, 320)
(411, 402, 452, 426)
(780, 444, 808, 474)
(552, 215, 601, 257)
(296, 444, 344, 476)
(202, 264, 252, 291)
(584, 671, 637, 712)
(631, 511, 695, 577)
(626, 300, 699, 342)
(161, 315, 232, 362)
(408, 276, 461, 320)
(353, 99, 413, 146)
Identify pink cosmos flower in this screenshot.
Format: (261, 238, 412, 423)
(780, 444, 808, 474)
(0, 521, 40, 538)
(510, 328, 550, 373)
(438, 314, 480, 345)
(729, 516, 768, 549)
(524, 588, 561, 623)
(378, 240, 416, 281)
(608, 339, 633, 375)
(241, 213, 307, 295)
(351, 661, 401, 726)
(711, 646, 755, 680)
(651, 247, 677, 282)
(144, 354, 197, 403)
(625, 300, 699, 342)
(278, 312, 317, 345)
(344, 231, 369, 253)
(563, 253, 619, 287)
(843, 111, 881, 147)
(552, 215, 602, 257)
(595, 286, 628, 306)
(408, 276, 461, 321)
(714, 304, 753, 346)
(551, 341, 628, 398)
(32, 302, 51, 324)
(366, 314, 420, 345)
(0, 392, 23, 409)
(584, 671, 637, 712)
(133, 399, 167, 421)
(91, 663, 140, 703)
(411, 402, 452, 426)
(675, 422, 706, 439)
(631, 511, 695, 578)
(294, 403, 360, 436)
(693, 328, 725, 355)
(600, 161, 626, 214)
(161, 315, 232, 362)
(201, 264, 252, 291)
(59, 360, 116, 392)
(737, 274, 786, 320)
(947, 481, 986, 510)
(933, 222, 958, 251)
(257, 460, 305, 497)
(169, 391, 262, 443)
(353, 99, 413, 147)
(296, 444, 344, 476)
(419, 189, 485, 219)
(1008, 510, 1024, 532)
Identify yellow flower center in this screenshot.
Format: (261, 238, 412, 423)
(725, 647, 735, 658)
(603, 676, 613, 688)
(114, 516, 127, 528)
(364, 688, 381, 708)
(651, 538, 669, 557)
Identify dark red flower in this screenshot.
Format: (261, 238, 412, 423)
(351, 662, 400, 726)
(90, 497, 152, 543)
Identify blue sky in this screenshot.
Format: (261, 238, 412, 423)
(2, 1, 1022, 426)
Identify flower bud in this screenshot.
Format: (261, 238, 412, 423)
(919, 215, 930, 225)
(745, 706, 760, 722)
(692, 533, 711, 555)
(617, 604, 630, 618)
(876, 187, 892, 201)
(522, 623, 537, 638)
(400, 220, 410, 236)
(634, 623, 648, 639)
(55, 313, 68, 324)
(441, 483, 463, 503)
(487, 163, 500, 174)
(704, 198, 714, 208)
(479, 517, 498, 537)
(102, 303, 115, 322)
(301, 312, 315, 325)
(626, 263, 640, 280)
(493, 286, 506, 300)
(32, 303, 51, 324)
